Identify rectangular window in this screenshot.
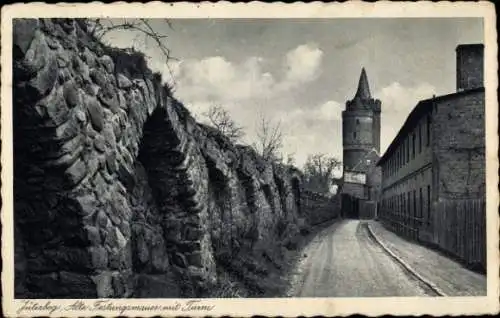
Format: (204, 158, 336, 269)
(412, 133, 416, 159)
(427, 185, 431, 223)
(406, 138, 410, 163)
(407, 192, 411, 218)
(403, 194, 406, 218)
(398, 149, 400, 169)
(401, 193, 404, 216)
(396, 150, 399, 170)
(427, 115, 431, 146)
(395, 195, 398, 215)
(413, 190, 417, 218)
(419, 188, 423, 218)
(418, 124, 422, 153)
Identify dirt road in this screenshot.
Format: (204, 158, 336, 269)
(288, 219, 433, 297)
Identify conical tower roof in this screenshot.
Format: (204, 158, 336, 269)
(353, 67, 371, 100)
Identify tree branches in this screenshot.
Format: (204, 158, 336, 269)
(303, 154, 342, 194)
(203, 105, 245, 143)
(254, 115, 283, 162)
(83, 18, 177, 86)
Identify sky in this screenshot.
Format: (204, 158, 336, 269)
(104, 18, 484, 171)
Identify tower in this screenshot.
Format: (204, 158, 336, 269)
(342, 68, 381, 200)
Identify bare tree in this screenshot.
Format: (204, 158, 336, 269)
(254, 115, 283, 161)
(203, 105, 245, 143)
(303, 154, 342, 194)
(83, 18, 177, 86)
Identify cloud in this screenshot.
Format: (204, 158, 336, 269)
(375, 81, 436, 153)
(167, 56, 277, 104)
(377, 82, 436, 113)
(282, 43, 324, 85)
(284, 100, 342, 125)
(280, 100, 343, 168)
(164, 43, 323, 113)
(140, 42, 335, 169)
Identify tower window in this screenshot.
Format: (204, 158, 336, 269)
(356, 119, 360, 125)
(353, 132, 357, 139)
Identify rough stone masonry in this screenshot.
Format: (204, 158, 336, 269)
(12, 18, 338, 298)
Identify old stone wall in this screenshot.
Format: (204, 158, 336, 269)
(12, 18, 338, 298)
(301, 190, 340, 226)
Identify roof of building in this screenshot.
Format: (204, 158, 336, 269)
(353, 67, 372, 100)
(376, 87, 485, 166)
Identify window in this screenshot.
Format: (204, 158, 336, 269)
(403, 194, 406, 217)
(413, 190, 417, 218)
(356, 119, 360, 125)
(419, 188, 423, 218)
(412, 133, 416, 159)
(396, 151, 399, 171)
(427, 185, 431, 224)
(397, 150, 400, 169)
(353, 132, 357, 139)
(418, 124, 422, 153)
(426, 115, 431, 146)
(406, 138, 410, 163)
(401, 147, 404, 167)
(407, 192, 411, 218)
(401, 193, 404, 216)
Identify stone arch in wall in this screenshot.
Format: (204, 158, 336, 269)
(135, 102, 216, 297)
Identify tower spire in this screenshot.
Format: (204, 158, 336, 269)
(354, 67, 371, 100)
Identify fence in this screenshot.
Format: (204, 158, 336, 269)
(432, 198, 486, 271)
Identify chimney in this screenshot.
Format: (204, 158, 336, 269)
(456, 44, 484, 92)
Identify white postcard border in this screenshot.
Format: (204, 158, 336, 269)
(1, 2, 498, 317)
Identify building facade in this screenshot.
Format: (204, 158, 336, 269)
(341, 68, 382, 217)
(376, 44, 485, 243)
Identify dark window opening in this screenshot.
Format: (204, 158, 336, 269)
(419, 188, 423, 218)
(356, 119, 360, 125)
(427, 185, 431, 224)
(407, 192, 411, 218)
(400, 148, 403, 167)
(406, 139, 410, 163)
(413, 190, 417, 218)
(412, 133, 416, 159)
(426, 115, 431, 146)
(402, 194, 406, 217)
(400, 193, 404, 216)
(353, 132, 357, 139)
(418, 124, 422, 153)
